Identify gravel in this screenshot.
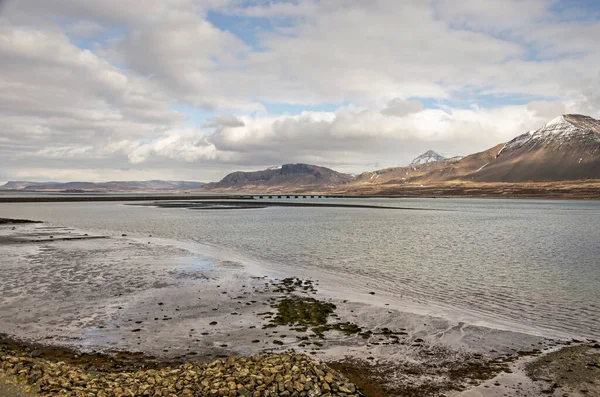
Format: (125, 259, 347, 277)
(1, 349, 364, 397)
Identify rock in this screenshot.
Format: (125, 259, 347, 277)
(0, 350, 363, 397)
(308, 384, 322, 397)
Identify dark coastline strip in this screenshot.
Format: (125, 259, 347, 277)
(0, 194, 419, 203)
(9, 236, 109, 243)
(141, 200, 438, 211)
(0, 195, 255, 203)
(0, 218, 43, 224)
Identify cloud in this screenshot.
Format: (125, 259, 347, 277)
(126, 131, 227, 164)
(526, 101, 568, 120)
(105, 7, 258, 111)
(203, 114, 245, 128)
(434, 0, 551, 33)
(0, 0, 599, 182)
(196, 102, 562, 170)
(381, 99, 424, 117)
(67, 20, 106, 38)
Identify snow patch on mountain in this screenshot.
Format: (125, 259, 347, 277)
(410, 150, 446, 165)
(475, 162, 490, 172)
(544, 115, 565, 127)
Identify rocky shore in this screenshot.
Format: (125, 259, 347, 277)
(2, 336, 599, 397)
(0, 343, 363, 397)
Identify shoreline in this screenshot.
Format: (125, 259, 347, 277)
(2, 332, 599, 396)
(2, 181, 600, 203)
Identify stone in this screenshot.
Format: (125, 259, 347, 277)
(0, 350, 364, 397)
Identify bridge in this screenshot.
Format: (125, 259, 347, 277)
(251, 194, 330, 199)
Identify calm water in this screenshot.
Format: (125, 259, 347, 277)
(1, 198, 599, 339)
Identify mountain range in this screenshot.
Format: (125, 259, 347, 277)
(4, 114, 599, 194)
(0, 180, 205, 192)
(201, 114, 600, 192)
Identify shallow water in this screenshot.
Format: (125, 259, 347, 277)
(0, 197, 598, 340)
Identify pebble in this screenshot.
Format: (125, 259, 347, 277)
(0, 350, 364, 396)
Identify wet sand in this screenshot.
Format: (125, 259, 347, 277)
(0, 220, 598, 396)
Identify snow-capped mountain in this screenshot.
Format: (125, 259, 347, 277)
(410, 150, 446, 165)
(470, 114, 600, 182)
(498, 115, 600, 156)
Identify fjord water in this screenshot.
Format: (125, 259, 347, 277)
(0, 198, 598, 340)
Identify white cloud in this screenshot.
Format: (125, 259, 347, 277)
(126, 131, 228, 164)
(198, 103, 557, 170)
(381, 99, 424, 117)
(0, 0, 599, 182)
(203, 114, 246, 128)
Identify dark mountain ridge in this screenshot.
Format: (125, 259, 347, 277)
(201, 163, 354, 192)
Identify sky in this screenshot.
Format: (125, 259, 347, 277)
(1, 0, 599, 183)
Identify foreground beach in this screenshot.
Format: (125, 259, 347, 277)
(1, 217, 599, 396)
(1, 334, 599, 397)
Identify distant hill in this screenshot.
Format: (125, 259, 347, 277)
(0, 181, 46, 190)
(0, 180, 205, 192)
(201, 163, 354, 192)
(410, 150, 446, 165)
